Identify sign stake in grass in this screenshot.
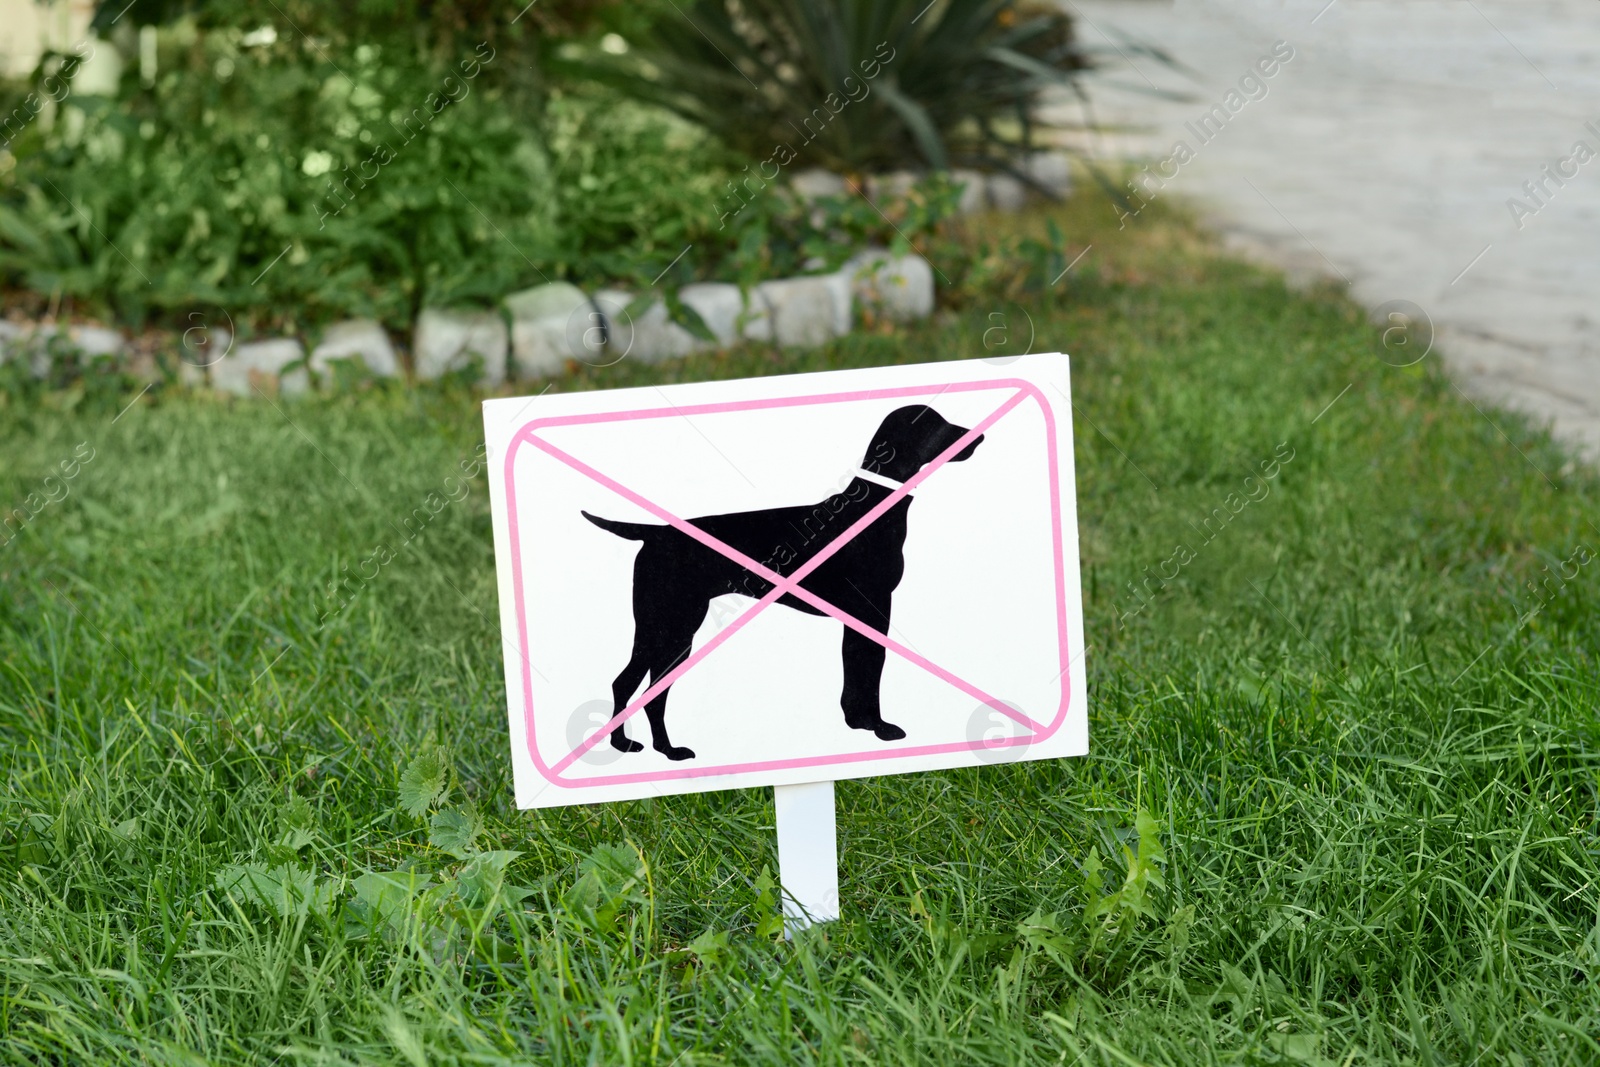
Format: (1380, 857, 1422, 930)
(483, 355, 1088, 925)
(773, 780, 838, 936)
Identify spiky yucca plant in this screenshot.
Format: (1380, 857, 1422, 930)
(580, 0, 1087, 181)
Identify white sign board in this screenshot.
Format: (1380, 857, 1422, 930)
(484, 354, 1087, 811)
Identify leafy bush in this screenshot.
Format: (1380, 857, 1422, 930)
(541, 90, 732, 286)
(0, 25, 560, 332)
(0, 24, 967, 341)
(578, 0, 1087, 177)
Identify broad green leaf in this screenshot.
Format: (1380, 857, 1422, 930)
(578, 842, 643, 897)
(685, 928, 730, 969)
(277, 827, 317, 852)
(753, 865, 785, 940)
(1081, 847, 1105, 900)
(397, 749, 448, 817)
(428, 805, 481, 858)
(352, 869, 435, 930)
(281, 794, 314, 831)
(1135, 808, 1168, 869)
(455, 850, 522, 908)
(216, 862, 337, 918)
(1018, 907, 1073, 963)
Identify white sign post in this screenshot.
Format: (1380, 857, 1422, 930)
(773, 780, 838, 936)
(483, 354, 1088, 927)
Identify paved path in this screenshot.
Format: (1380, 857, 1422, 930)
(1056, 0, 1600, 461)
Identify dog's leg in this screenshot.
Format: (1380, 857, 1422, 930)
(840, 628, 905, 741)
(607, 655, 648, 753)
(612, 539, 707, 759)
(634, 592, 708, 762)
(641, 674, 696, 762)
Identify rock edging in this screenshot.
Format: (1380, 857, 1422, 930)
(0, 249, 938, 396)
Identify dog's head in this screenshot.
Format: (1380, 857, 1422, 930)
(862, 405, 984, 482)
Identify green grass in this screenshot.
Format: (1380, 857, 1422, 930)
(3, 196, 1599, 1065)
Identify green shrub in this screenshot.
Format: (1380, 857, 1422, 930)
(0, 26, 564, 333)
(0, 29, 969, 342)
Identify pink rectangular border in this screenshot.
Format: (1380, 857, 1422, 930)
(503, 378, 1073, 788)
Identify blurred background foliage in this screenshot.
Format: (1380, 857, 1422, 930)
(91, 0, 605, 106)
(574, 0, 1086, 176)
(0, 0, 1088, 336)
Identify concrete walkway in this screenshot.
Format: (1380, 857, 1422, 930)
(1057, 0, 1600, 461)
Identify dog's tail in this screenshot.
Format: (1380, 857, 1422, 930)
(582, 510, 659, 540)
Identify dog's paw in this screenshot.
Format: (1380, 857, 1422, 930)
(657, 744, 697, 761)
(610, 734, 645, 754)
(847, 716, 907, 741)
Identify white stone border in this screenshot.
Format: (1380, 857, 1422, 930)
(1, 250, 942, 394)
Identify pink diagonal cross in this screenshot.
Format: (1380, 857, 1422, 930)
(533, 389, 1039, 775)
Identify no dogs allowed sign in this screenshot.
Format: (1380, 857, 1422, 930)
(484, 354, 1088, 811)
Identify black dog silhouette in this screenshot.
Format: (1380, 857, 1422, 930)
(582, 405, 983, 761)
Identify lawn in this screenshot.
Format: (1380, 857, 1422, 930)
(3, 194, 1598, 1065)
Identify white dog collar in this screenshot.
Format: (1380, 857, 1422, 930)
(854, 467, 905, 491)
